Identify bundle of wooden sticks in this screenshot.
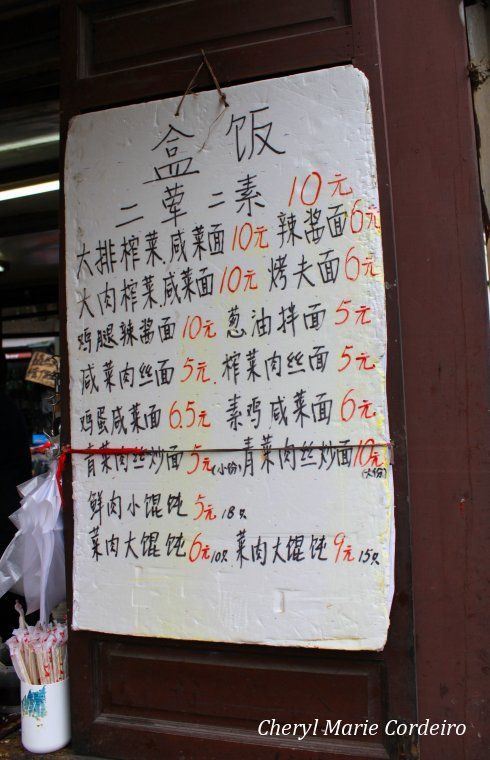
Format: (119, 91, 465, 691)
(6, 602, 68, 685)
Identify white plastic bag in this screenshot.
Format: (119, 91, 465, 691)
(0, 462, 65, 624)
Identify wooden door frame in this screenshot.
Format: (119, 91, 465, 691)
(375, 4, 490, 758)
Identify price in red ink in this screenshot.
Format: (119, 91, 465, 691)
(340, 389, 377, 422)
(334, 533, 380, 566)
(169, 401, 211, 429)
(353, 439, 385, 468)
(338, 345, 376, 372)
(182, 315, 217, 340)
(194, 493, 217, 521)
(219, 265, 258, 294)
(180, 357, 211, 384)
(288, 171, 323, 206)
(335, 299, 372, 326)
(186, 445, 215, 475)
(231, 223, 269, 251)
(188, 533, 228, 563)
(349, 198, 381, 235)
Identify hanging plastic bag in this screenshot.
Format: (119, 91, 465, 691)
(0, 462, 65, 624)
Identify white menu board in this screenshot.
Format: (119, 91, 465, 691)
(65, 65, 394, 649)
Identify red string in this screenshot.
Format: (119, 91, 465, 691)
(56, 446, 148, 504)
(31, 441, 53, 454)
(54, 441, 393, 506)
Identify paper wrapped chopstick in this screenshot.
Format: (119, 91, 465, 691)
(7, 619, 68, 685)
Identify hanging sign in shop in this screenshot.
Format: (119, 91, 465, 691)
(65, 65, 394, 649)
(26, 352, 60, 388)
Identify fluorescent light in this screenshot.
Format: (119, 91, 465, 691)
(0, 133, 59, 154)
(0, 179, 59, 202)
(3, 336, 56, 348)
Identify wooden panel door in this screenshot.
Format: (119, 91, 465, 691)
(60, 2, 488, 758)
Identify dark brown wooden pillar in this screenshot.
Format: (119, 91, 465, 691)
(377, 4, 490, 758)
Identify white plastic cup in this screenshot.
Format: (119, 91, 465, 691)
(20, 678, 71, 754)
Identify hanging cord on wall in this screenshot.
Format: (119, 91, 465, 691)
(174, 61, 204, 117)
(201, 49, 229, 109)
(174, 49, 229, 150)
(175, 49, 229, 117)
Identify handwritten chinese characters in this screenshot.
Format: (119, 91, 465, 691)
(66, 66, 394, 649)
